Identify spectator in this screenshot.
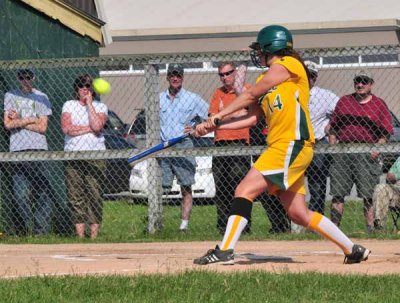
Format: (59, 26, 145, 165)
(160, 64, 209, 232)
(3, 68, 53, 235)
(372, 156, 400, 230)
(305, 61, 339, 214)
(209, 62, 253, 234)
(61, 74, 108, 239)
(329, 70, 393, 233)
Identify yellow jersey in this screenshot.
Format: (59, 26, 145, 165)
(256, 56, 315, 146)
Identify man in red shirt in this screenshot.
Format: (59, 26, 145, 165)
(329, 71, 393, 233)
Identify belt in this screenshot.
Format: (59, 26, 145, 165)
(215, 139, 248, 146)
(14, 149, 46, 152)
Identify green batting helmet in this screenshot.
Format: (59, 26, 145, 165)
(250, 25, 293, 54)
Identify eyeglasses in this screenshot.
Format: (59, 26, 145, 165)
(167, 72, 183, 78)
(218, 69, 235, 77)
(353, 76, 372, 85)
(78, 83, 92, 89)
(309, 71, 318, 80)
(18, 76, 32, 81)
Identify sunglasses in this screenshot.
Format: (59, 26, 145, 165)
(18, 76, 32, 81)
(78, 83, 92, 89)
(353, 76, 372, 85)
(218, 69, 235, 77)
(167, 72, 183, 78)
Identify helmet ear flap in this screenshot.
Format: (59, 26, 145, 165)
(249, 42, 266, 68)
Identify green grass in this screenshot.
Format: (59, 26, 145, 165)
(0, 271, 399, 303)
(0, 202, 399, 302)
(1, 199, 399, 244)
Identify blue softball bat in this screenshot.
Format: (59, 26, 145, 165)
(127, 133, 190, 166)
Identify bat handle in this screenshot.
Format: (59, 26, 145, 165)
(213, 118, 221, 126)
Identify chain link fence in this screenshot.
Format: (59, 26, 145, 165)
(0, 45, 399, 239)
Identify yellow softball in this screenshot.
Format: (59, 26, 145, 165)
(92, 78, 111, 95)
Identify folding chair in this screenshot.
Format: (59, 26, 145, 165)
(389, 206, 400, 231)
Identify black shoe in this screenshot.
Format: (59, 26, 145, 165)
(193, 245, 234, 265)
(344, 244, 371, 264)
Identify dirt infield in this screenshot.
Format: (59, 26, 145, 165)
(0, 240, 399, 278)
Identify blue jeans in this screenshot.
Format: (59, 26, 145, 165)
(307, 139, 331, 214)
(11, 161, 53, 235)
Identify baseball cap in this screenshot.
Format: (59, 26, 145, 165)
(353, 70, 374, 84)
(304, 61, 319, 75)
(167, 63, 184, 76)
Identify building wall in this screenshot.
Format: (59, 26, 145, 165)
(99, 0, 400, 55)
(0, 0, 99, 60)
(101, 31, 400, 55)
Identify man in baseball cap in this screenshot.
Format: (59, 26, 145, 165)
(160, 62, 208, 232)
(167, 63, 184, 76)
(17, 68, 35, 81)
(353, 70, 374, 85)
(329, 68, 392, 234)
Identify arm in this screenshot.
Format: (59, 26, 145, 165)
(193, 104, 260, 136)
(328, 133, 338, 144)
(328, 120, 339, 144)
(324, 122, 331, 136)
(4, 110, 37, 130)
(213, 63, 290, 122)
(378, 102, 393, 142)
(327, 99, 341, 144)
(387, 158, 400, 184)
(25, 116, 48, 134)
(86, 96, 108, 133)
(217, 104, 260, 130)
(4, 110, 48, 134)
(61, 112, 92, 136)
(371, 102, 392, 159)
(386, 172, 397, 184)
(208, 90, 220, 116)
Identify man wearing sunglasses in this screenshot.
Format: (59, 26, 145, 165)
(3, 69, 53, 236)
(328, 70, 393, 233)
(208, 62, 253, 234)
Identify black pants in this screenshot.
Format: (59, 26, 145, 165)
(213, 140, 251, 233)
(307, 139, 331, 215)
(259, 193, 290, 233)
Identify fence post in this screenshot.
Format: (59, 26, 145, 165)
(144, 63, 163, 233)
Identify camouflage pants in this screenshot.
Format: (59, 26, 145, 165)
(372, 183, 400, 228)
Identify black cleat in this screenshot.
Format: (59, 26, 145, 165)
(193, 245, 234, 265)
(344, 244, 371, 264)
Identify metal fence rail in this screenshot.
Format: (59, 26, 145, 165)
(0, 45, 399, 239)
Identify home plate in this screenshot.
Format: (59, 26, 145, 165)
(236, 253, 292, 262)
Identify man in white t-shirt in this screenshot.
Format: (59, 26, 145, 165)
(305, 61, 339, 215)
(3, 69, 53, 235)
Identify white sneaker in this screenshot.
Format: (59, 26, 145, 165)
(291, 222, 305, 234)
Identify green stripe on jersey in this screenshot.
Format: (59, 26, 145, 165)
(265, 173, 285, 190)
(289, 140, 305, 166)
